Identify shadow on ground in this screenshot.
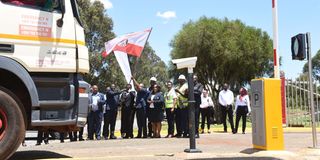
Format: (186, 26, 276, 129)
(240, 148, 262, 154)
(189, 157, 282, 160)
(9, 151, 71, 160)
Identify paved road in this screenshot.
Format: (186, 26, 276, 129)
(11, 132, 320, 160)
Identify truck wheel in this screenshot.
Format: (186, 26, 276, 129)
(0, 88, 25, 160)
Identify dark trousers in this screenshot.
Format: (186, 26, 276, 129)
(121, 107, 134, 137)
(79, 127, 84, 140)
(88, 111, 103, 139)
(136, 108, 147, 137)
(176, 107, 188, 136)
(69, 127, 84, 141)
(221, 104, 235, 132)
(200, 107, 211, 130)
(37, 131, 49, 144)
(165, 108, 175, 135)
(103, 109, 118, 138)
(235, 105, 248, 133)
(146, 109, 152, 136)
(195, 105, 200, 134)
(175, 108, 181, 135)
(68, 131, 77, 141)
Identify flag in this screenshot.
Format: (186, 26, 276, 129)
(114, 51, 132, 84)
(103, 28, 152, 57)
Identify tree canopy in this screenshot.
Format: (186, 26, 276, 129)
(78, 0, 167, 91)
(303, 49, 320, 81)
(170, 17, 274, 98)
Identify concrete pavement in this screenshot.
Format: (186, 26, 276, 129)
(12, 132, 320, 160)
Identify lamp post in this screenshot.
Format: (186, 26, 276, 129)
(172, 57, 202, 153)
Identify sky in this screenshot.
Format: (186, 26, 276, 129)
(96, 0, 320, 79)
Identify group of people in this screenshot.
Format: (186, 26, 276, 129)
(219, 83, 251, 134)
(86, 75, 252, 141)
(35, 75, 251, 145)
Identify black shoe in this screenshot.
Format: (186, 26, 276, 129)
(35, 142, 41, 146)
(44, 141, 49, 144)
(110, 135, 117, 139)
(142, 135, 148, 138)
(104, 136, 109, 140)
(174, 134, 181, 137)
(79, 138, 85, 141)
(60, 140, 64, 143)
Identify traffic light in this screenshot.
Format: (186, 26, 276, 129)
(291, 34, 306, 60)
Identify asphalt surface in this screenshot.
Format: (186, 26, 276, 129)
(10, 131, 320, 160)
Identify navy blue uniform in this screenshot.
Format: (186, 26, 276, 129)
(103, 89, 121, 139)
(135, 88, 148, 138)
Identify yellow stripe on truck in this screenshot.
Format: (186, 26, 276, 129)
(0, 33, 86, 46)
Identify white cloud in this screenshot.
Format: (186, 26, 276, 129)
(156, 11, 176, 20)
(91, 0, 113, 9)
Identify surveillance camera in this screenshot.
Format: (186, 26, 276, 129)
(172, 57, 197, 69)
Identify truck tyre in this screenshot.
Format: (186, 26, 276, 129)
(0, 88, 25, 160)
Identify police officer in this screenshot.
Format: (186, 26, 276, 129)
(103, 84, 122, 139)
(120, 84, 136, 138)
(132, 77, 148, 138)
(175, 75, 189, 138)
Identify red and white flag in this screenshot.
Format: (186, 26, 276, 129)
(103, 28, 152, 57)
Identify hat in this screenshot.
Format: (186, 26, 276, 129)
(178, 75, 186, 80)
(149, 77, 157, 82)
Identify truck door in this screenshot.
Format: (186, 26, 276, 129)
(0, 0, 77, 73)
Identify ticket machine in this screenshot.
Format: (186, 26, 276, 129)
(251, 78, 284, 150)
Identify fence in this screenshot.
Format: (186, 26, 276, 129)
(286, 78, 320, 127)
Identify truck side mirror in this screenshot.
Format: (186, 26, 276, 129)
(57, 0, 65, 27)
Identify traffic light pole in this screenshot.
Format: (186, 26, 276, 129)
(306, 32, 318, 148)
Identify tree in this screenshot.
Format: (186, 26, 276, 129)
(130, 43, 168, 88)
(78, 0, 115, 90)
(303, 49, 320, 81)
(78, 0, 167, 90)
(169, 17, 274, 99)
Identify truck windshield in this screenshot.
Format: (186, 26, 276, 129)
(1, 0, 61, 12)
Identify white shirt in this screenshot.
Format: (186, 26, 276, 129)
(149, 95, 155, 108)
(235, 95, 251, 113)
(200, 94, 214, 108)
(91, 94, 101, 111)
(218, 89, 234, 106)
